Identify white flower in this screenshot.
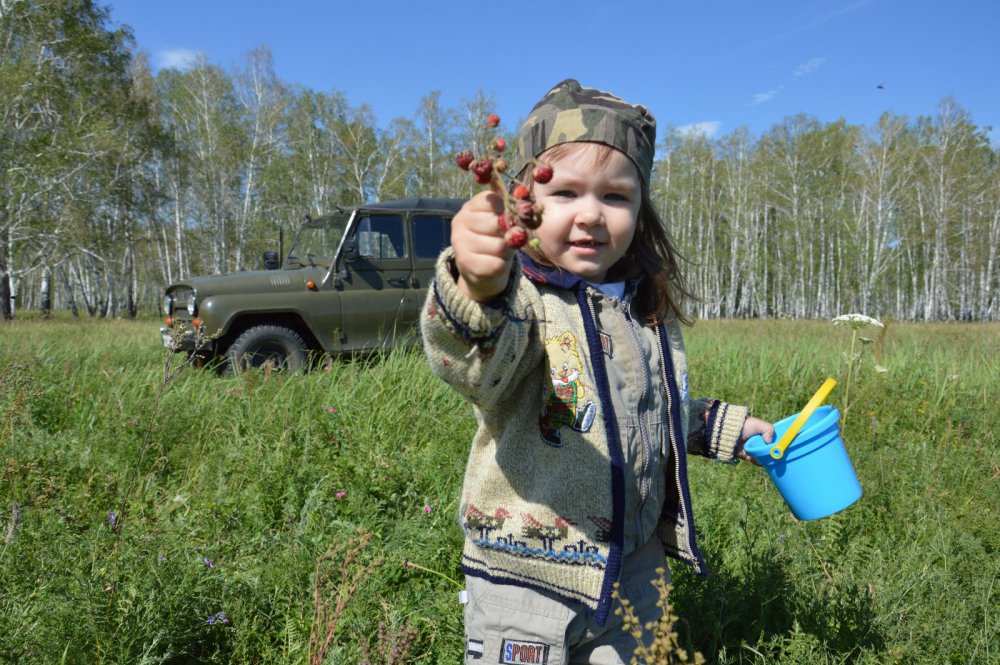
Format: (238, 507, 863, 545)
(874, 364, 889, 374)
(832, 313, 885, 330)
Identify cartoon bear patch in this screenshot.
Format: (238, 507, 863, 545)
(539, 332, 597, 447)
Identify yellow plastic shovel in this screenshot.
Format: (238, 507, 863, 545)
(769, 377, 838, 460)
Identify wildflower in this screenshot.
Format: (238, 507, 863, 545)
(158, 553, 166, 563)
(874, 364, 889, 374)
(947, 374, 959, 381)
(424, 505, 432, 515)
(335, 492, 347, 499)
(203, 557, 215, 569)
(206, 611, 229, 625)
(832, 313, 884, 330)
(107, 510, 116, 527)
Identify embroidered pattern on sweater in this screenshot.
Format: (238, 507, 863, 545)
(465, 504, 511, 540)
(469, 535, 607, 567)
(539, 332, 597, 446)
(463, 505, 607, 567)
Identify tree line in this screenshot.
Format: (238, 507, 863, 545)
(2, 0, 997, 322)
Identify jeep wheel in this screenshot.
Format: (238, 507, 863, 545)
(224, 325, 308, 374)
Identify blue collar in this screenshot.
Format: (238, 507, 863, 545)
(520, 254, 639, 297)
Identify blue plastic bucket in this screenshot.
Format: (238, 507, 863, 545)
(743, 405, 861, 520)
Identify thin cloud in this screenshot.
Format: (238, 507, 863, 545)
(793, 57, 826, 78)
(750, 0, 875, 49)
(676, 121, 722, 139)
(156, 48, 201, 71)
(747, 87, 782, 107)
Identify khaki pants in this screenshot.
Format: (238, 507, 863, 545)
(462, 537, 669, 664)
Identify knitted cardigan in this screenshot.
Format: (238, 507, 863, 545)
(420, 249, 747, 625)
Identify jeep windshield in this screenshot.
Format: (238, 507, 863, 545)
(284, 213, 350, 267)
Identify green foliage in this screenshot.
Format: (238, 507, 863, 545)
(0, 318, 997, 663)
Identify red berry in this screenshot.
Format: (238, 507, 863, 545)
(455, 150, 474, 171)
(513, 185, 530, 199)
(532, 165, 553, 184)
(491, 137, 506, 152)
(504, 226, 528, 249)
(493, 158, 508, 173)
(471, 158, 493, 184)
(497, 214, 514, 231)
(487, 113, 500, 128)
(517, 200, 542, 229)
(516, 200, 534, 221)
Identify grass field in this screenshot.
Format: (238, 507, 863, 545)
(0, 316, 997, 663)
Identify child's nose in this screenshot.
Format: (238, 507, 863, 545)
(574, 196, 603, 226)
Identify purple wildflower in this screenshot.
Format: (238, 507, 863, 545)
(107, 510, 116, 527)
(203, 557, 215, 569)
(207, 611, 229, 625)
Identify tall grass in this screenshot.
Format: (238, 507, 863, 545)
(0, 316, 996, 663)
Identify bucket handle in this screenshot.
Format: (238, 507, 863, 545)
(769, 377, 838, 460)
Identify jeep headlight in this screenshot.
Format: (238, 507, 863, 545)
(162, 294, 174, 315)
(186, 292, 198, 316)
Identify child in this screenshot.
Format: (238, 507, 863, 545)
(421, 79, 774, 664)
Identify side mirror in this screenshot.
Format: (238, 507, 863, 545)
(262, 251, 280, 270)
(342, 236, 359, 263)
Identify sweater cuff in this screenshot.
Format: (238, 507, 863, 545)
(428, 248, 518, 349)
(704, 400, 749, 462)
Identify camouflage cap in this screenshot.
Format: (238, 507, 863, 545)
(517, 79, 656, 184)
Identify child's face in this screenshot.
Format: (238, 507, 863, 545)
(531, 142, 640, 283)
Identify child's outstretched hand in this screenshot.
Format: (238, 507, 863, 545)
(735, 417, 775, 466)
(452, 191, 515, 303)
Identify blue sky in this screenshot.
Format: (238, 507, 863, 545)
(108, 0, 999, 146)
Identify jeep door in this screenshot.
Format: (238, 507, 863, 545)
(339, 213, 411, 350)
(407, 213, 453, 332)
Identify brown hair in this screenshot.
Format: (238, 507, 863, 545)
(518, 142, 695, 326)
(621, 190, 695, 326)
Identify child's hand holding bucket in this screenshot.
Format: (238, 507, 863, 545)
(736, 417, 775, 466)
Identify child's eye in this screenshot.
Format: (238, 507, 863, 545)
(552, 190, 576, 199)
(604, 192, 630, 202)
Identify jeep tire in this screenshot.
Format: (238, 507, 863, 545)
(225, 325, 308, 374)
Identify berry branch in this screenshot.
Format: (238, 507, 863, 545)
(455, 114, 553, 249)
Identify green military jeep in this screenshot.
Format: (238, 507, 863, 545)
(160, 197, 463, 372)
